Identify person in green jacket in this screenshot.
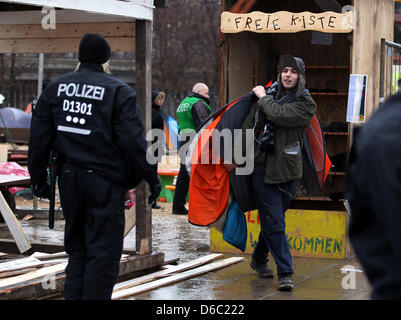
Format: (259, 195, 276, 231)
(173, 83, 211, 215)
(245, 55, 316, 291)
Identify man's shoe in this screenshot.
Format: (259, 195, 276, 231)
(172, 207, 188, 215)
(152, 202, 162, 209)
(277, 274, 294, 291)
(250, 259, 274, 278)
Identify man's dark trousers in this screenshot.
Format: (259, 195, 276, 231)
(58, 162, 126, 300)
(173, 140, 190, 213)
(251, 165, 294, 276)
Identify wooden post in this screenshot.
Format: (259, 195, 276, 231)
(351, 0, 394, 120)
(0, 192, 31, 254)
(135, 19, 153, 255)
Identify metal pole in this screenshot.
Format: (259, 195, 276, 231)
(379, 38, 386, 104)
(37, 53, 44, 97)
(33, 53, 44, 211)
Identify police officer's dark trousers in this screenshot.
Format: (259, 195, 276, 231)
(58, 162, 126, 300)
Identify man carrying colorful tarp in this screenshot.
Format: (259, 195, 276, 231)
(242, 55, 316, 290)
(173, 83, 212, 215)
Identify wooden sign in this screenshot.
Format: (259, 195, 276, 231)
(210, 209, 348, 259)
(221, 10, 353, 34)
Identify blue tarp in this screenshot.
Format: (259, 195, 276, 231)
(0, 107, 32, 128)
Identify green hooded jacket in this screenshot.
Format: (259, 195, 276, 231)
(241, 89, 317, 184)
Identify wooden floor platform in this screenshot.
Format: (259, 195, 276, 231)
(0, 248, 165, 300)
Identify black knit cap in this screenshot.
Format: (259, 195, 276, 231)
(152, 90, 160, 103)
(279, 54, 305, 75)
(79, 33, 111, 64)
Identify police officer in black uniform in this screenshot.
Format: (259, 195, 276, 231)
(346, 93, 401, 299)
(28, 33, 161, 300)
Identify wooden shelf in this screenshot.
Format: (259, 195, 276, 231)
(324, 132, 348, 136)
(306, 65, 350, 70)
(328, 171, 346, 176)
(310, 92, 348, 96)
(296, 196, 345, 202)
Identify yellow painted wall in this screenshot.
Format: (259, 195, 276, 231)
(210, 209, 347, 259)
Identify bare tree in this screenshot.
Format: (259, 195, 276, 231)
(0, 53, 37, 109)
(152, 0, 221, 117)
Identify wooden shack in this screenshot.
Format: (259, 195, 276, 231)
(211, 0, 395, 258)
(0, 0, 164, 269)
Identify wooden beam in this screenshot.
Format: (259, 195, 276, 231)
(135, 19, 153, 255)
(0, 23, 135, 54)
(0, 0, 153, 20)
(0, 252, 164, 299)
(124, 204, 136, 237)
(113, 253, 223, 292)
(351, 0, 394, 120)
(0, 22, 134, 39)
(0, 238, 137, 255)
(112, 257, 245, 299)
(0, 193, 31, 254)
(0, 36, 134, 54)
(0, 10, 133, 25)
(0, 257, 43, 274)
(0, 262, 67, 288)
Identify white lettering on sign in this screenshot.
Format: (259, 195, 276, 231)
(62, 100, 93, 115)
(57, 83, 105, 101)
(220, 10, 353, 34)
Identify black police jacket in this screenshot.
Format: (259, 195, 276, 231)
(346, 93, 401, 299)
(28, 63, 159, 192)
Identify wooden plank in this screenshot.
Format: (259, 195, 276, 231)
(0, 175, 30, 187)
(118, 252, 164, 276)
(220, 10, 353, 34)
(0, 257, 42, 273)
(113, 253, 223, 292)
(0, 262, 67, 288)
(112, 257, 244, 299)
(0, 193, 31, 254)
(0, 10, 133, 25)
(0, 36, 135, 54)
(30, 251, 68, 260)
(0, 238, 136, 255)
(0, 267, 38, 279)
(0, 22, 135, 39)
(124, 204, 136, 237)
(0, 252, 164, 299)
(0, 0, 153, 20)
(41, 259, 68, 266)
(135, 19, 152, 255)
(351, 0, 394, 120)
(0, 145, 8, 163)
(0, 272, 66, 300)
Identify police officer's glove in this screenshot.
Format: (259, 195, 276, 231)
(148, 182, 162, 204)
(33, 183, 51, 200)
(266, 81, 278, 96)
